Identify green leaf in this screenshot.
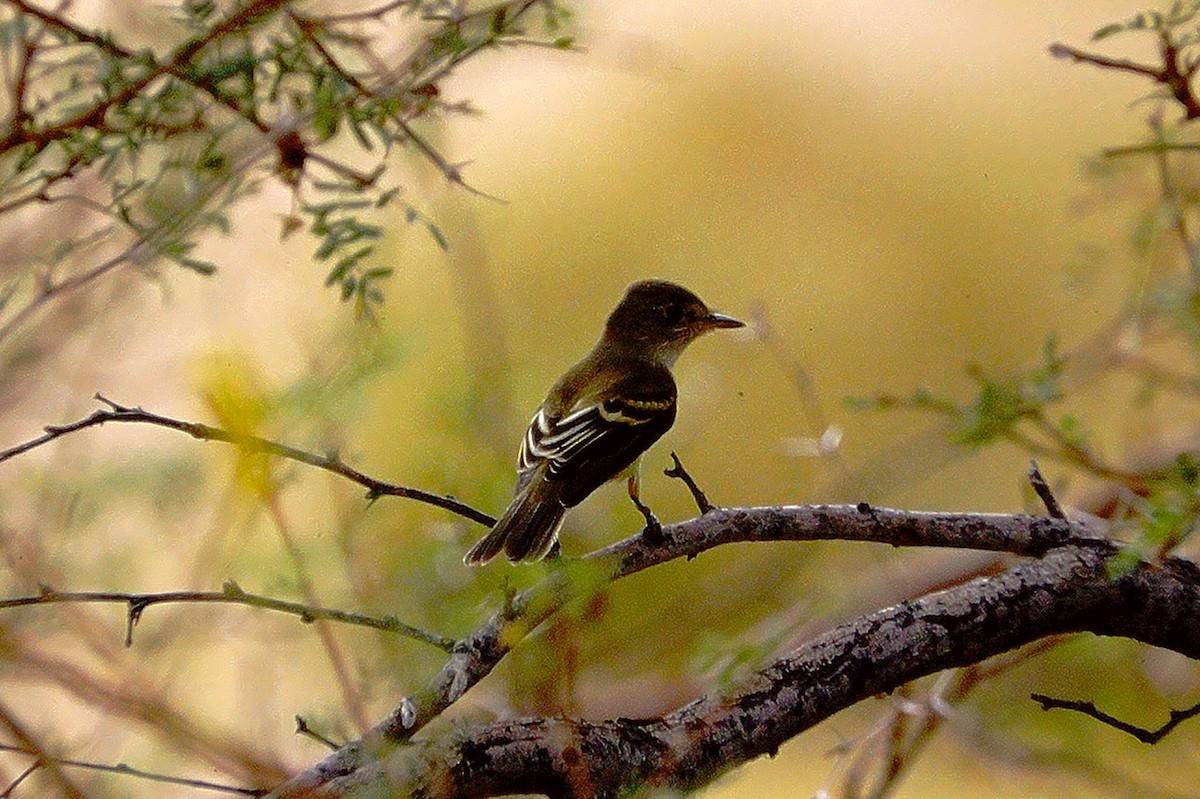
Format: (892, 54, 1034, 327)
(312, 78, 341, 142)
(1091, 22, 1126, 41)
(177, 257, 217, 276)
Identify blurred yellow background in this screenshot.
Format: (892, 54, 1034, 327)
(2, 1, 1198, 797)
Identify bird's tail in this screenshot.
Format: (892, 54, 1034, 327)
(464, 479, 567, 565)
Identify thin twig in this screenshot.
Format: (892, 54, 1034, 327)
(0, 702, 86, 799)
(310, 0, 418, 24)
(289, 13, 505, 202)
(828, 637, 1066, 799)
(1049, 35, 1200, 119)
(1027, 460, 1066, 519)
(1147, 112, 1200, 287)
(1048, 42, 1164, 79)
(0, 245, 140, 345)
(295, 716, 341, 751)
(1031, 693, 1200, 744)
(0, 741, 266, 796)
(2, 760, 40, 796)
(0, 394, 496, 527)
(0, 583, 455, 651)
(664, 451, 714, 514)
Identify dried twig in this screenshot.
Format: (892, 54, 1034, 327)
(664, 451, 714, 514)
(1031, 693, 1200, 744)
(1028, 460, 1066, 519)
(0, 583, 454, 651)
(0, 394, 496, 527)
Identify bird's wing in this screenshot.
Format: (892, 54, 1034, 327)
(517, 365, 677, 507)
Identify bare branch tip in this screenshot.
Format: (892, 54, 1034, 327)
(94, 392, 123, 412)
(664, 451, 715, 515)
(1027, 460, 1066, 520)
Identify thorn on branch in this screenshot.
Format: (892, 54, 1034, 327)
(664, 451, 714, 514)
(1031, 693, 1200, 744)
(125, 597, 150, 647)
(295, 715, 341, 750)
(1027, 460, 1066, 519)
(94, 392, 127, 412)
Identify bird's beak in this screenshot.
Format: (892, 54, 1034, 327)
(702, 311, 745, 330)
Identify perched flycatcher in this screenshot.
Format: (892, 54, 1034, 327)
(465, 279, 743, 565)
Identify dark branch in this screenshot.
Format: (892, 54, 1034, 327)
(295, 716, 342, 751)
(664, 451, 714, 514)
(1030, 694, 1200, 744)
(267, 504, 1118, 798)
(0, 741, 266, 797)
(1049, 41, 1166, 80)
(0, 582, 455, 651)
(277, 547, 1200, 798)
(1049, 37, 1200, 120)
(1027, 460, 1066, 519)
(0, 394, 495, 527)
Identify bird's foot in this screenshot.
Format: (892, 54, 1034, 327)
(631, 493, 665, 545)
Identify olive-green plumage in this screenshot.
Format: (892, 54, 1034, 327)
(465, 280, 742, 565)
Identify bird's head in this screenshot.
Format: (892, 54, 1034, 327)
(603, 280, 743, 364)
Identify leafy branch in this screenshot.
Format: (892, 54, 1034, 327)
(0, 0, 576, 342)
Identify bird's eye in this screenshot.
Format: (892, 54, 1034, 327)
(660, 303, 684, 325)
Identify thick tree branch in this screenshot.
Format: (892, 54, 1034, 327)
(267, 505, 1115, 798)
(305, 547, 1200, 799)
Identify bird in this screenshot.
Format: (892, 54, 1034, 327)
(464, 279, 743, 564)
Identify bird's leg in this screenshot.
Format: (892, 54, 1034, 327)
(627, 473, 664, 545)
(545, 539, 563, 560)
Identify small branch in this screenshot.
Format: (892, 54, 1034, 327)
(0, 395, 495, 527)
(1146, 111, 1200, 287)
(0, 702, 86, 799)
(2, 761, 39, 796)
(295, 716, 341, 751)
(1030, 693, 1200, 744)
(1049, 37, 1200, 120)
(1048, 41, 1165, 80)
(0, 245, 140, 346)
(664, 451, 714, 514)
(828, 637, 1065, 799)
(0, 582, 455, 652)
(310, 0, 418, 24)
(1027, 460, 1066, 519)
(289, 13, 504, 202)
(0, 741, 266, 796)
